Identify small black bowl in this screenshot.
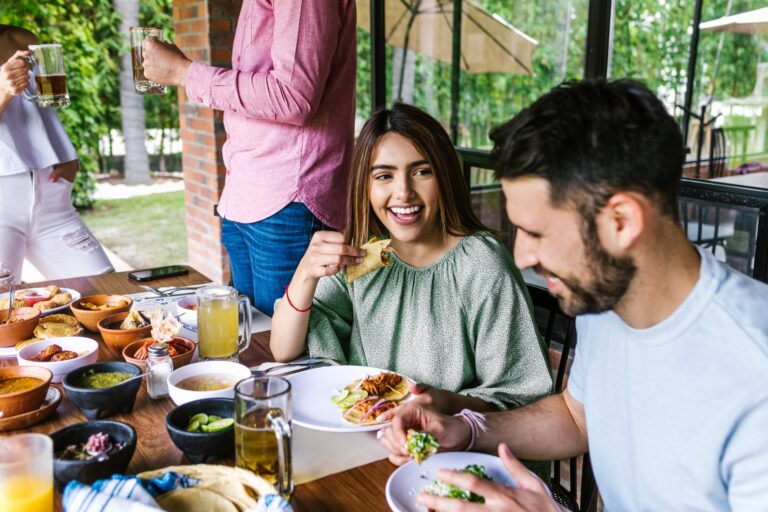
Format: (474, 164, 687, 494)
(166, 398, 235, 463)
(63, 362, 142, 419)
(51, 420, 137, 491)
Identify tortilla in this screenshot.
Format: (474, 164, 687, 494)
(33, 314, 81, 339)
(138, 464, 277, 512)
(345, 238, 393, 283)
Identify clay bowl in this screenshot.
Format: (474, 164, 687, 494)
(122, 337, 196, 372)
(0, 307, 41, 347)
(97, 312, 152, 354)
(0, 366, 52, 418)
(70, 295, 132, 333)
(62, 362, 142, 420)
(51, 420, 136, 490)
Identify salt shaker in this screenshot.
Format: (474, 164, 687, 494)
(147, 343, 173, 399)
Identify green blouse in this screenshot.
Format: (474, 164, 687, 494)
(306, 233, 552, 410)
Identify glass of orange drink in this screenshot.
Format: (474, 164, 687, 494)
(0, 433, 53, 512)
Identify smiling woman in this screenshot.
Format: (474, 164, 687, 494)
(269, 105, 552, 454)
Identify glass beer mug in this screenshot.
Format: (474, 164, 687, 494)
(130, 27, 167, 95)
(196, 285, 251, 361)
(23, 44, 70, 108)
(235, 376, 293, 498)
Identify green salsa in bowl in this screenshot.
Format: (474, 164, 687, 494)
(63, 362, 142, 420)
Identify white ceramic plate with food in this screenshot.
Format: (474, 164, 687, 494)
(17, 337, 99, 383)
(286, 365, 413, 433)
(0, 287, 81, 317)
(386, 452, 519, 512)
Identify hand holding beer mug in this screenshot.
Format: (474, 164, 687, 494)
(235, 376, 293, 498)
(196, 285, 252, 361)
(22, 44, 70, 108)
(130, 27, 167, 95)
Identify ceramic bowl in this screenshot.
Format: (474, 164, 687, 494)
(165, 398, 235, 463)
(0, 307, 41, 347)
(0, 366, 52, 418)
(62, 362, 142, 420)
(17, 337, 99, 383)
(175, 296, 198, 332)
(70, 295, 133, 333)
(97, 312, 152, 354)
(122, 337, 196, 372)
(51, 420, 136, 490)
(167, 361, 251, 405)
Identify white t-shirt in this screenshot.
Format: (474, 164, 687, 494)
(569, 246, 768, 511)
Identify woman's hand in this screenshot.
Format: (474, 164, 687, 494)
(296, 231, 364, 281)
(0, 51, 31, 98)
(141, 38, 191, 87)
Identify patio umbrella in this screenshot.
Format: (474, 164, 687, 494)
(700, 7, 768, 34)
(356, 0, 538, 75)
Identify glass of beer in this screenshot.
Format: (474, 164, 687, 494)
(130, 26, 167, 95)
(0, 434, 54, 512)
(22, 44, 70, 108)
(196, 285, 251, 361)
(235, 376, 293, 498)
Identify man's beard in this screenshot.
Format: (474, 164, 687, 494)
(551, 226, 636, 317)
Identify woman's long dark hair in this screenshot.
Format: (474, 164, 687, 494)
(346, 103, 489, 246)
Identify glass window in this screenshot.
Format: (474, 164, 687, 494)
(366, 0, 587, 157)
(611, 0, 767, 190)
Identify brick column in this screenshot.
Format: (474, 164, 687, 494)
(173, 0, 242, 283)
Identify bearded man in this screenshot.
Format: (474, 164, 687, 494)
(379, 79, 768, 511)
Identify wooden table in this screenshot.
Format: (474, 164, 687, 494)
(0, 268, 396, 511)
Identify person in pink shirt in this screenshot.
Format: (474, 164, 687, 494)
(142, 0, 356, 315)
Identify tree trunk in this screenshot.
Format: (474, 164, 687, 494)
(115, 0, 151, 184)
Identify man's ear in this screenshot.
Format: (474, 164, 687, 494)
(598, 192, 646, 251)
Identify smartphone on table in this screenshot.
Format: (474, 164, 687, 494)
(128, 265, 189, 282)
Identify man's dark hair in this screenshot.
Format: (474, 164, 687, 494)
(490, 79, 683, 220)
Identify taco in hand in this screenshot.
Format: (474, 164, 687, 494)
(330, 371, 409, 426)
(345, 237, 393, 283)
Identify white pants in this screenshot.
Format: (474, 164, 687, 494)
(0, 167, 113, 280)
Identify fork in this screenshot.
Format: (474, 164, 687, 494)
(2, 284, 15, 325)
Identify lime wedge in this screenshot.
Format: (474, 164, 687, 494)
(186, 420, 201, 432)
(206, 415, 222, 423)
(189, 413, 209, 425)
(202, 418, 234, 432)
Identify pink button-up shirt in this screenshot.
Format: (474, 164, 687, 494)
(185, 0, 356, 229)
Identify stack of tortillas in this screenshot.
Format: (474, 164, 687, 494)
(137, 464, 277, 512)
(345, 238, 393, 283)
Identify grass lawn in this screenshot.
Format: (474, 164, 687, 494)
(80, 191, 187, 269)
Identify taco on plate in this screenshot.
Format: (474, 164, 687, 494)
(330, 371, 409, 426)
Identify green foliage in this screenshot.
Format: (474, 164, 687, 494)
(1, 0, 121, 208)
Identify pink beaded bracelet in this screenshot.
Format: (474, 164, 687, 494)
(454, 409, 488, 451)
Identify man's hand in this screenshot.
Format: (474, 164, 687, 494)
(378, 404, 470, 465)
(141, 38, 191, 87)
(0, 51, 31, 98)
(415, 444, 565, 511)
(407, 381, 451, 413)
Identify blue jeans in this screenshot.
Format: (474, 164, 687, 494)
(221, 203, 328, 316)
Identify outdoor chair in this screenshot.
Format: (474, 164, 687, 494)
(527, 283, 599, 512)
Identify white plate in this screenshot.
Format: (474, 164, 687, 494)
(385, 452, 519, 512)
(17, 336, 100, 383)
(286, 365, 412, 433)
(0, 287, 81, 317)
